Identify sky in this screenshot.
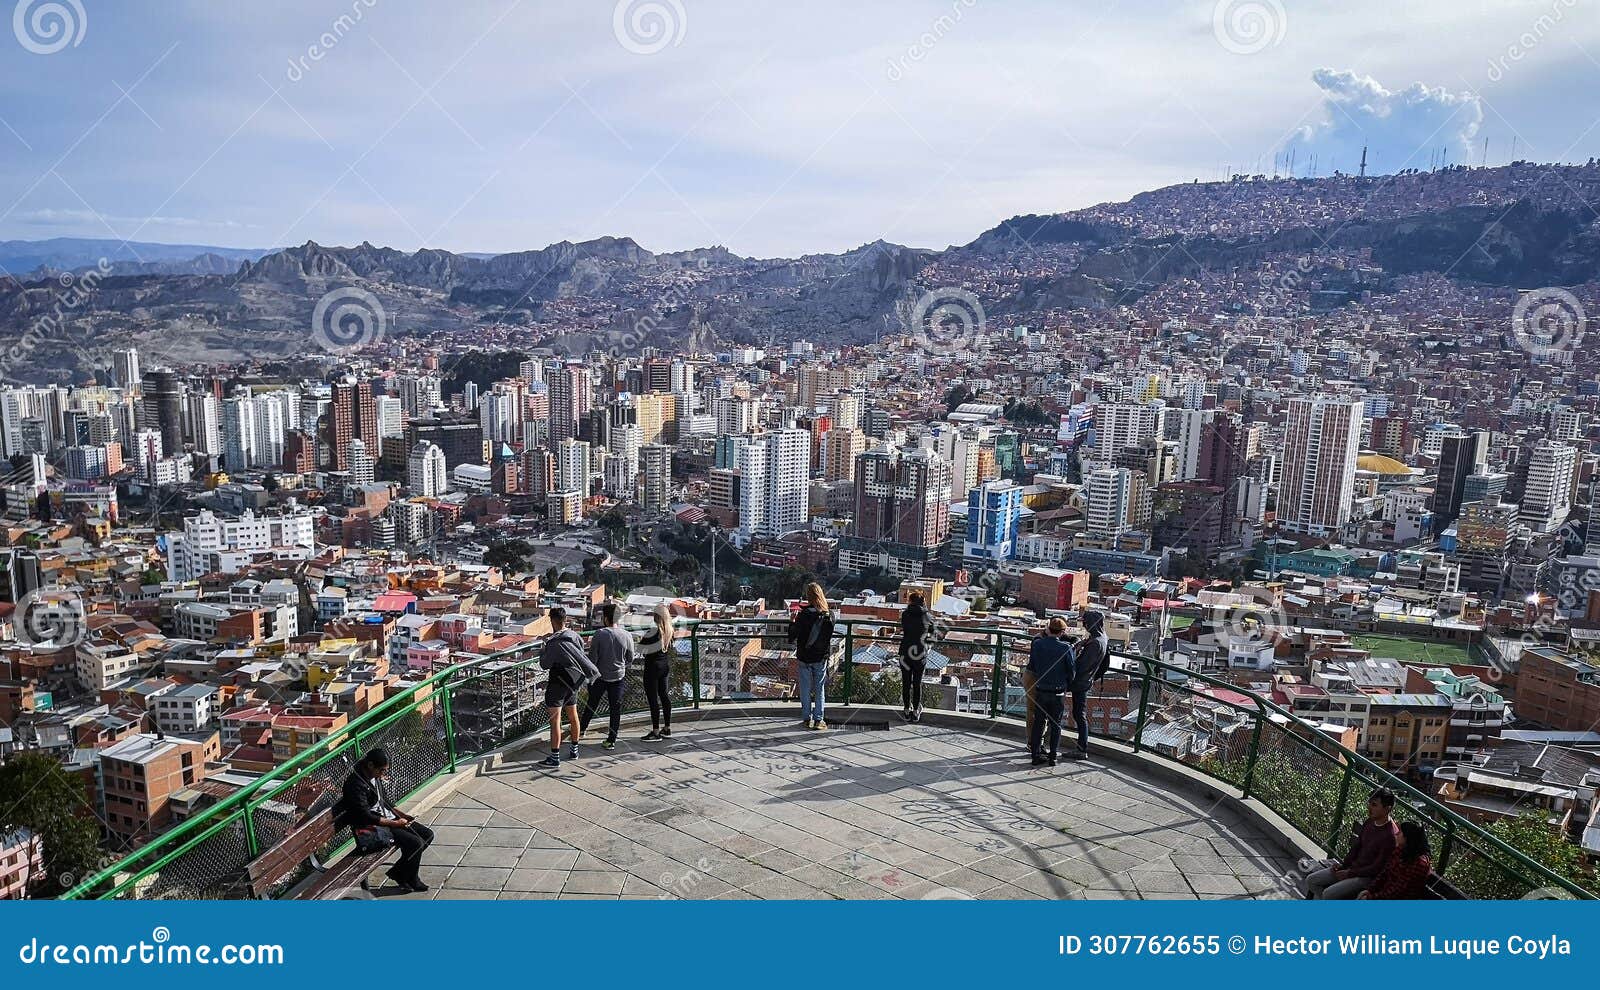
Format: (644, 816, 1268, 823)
(0, 0, 1598, 258)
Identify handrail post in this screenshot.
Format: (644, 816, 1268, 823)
(841, 621, 854, 706)
(1328, 761, 1354, 852)
(690, 625, 702, 710)
(242, 802, 259, 858)
(1241, 705, 1264, 799)
(441, 682, 458, 773)
(1439, 818, 1456, 875)
(988, 632, 1004, 719)
(1132, 656, 1153, 753)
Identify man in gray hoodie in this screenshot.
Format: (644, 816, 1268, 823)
(580, 601, 635, 751)
(540, 607, 599, 768)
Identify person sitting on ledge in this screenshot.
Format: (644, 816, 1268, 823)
(1304, 788, 1400, 899)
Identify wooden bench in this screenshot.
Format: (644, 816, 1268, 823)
(244, 808, 392, 900)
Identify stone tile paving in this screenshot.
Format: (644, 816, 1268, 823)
(364, 717, 1296, 901)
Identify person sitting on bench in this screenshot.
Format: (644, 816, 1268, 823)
(339, 748, 434, 893)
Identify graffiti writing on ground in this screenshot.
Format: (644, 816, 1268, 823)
(899, 798, 1045, 836)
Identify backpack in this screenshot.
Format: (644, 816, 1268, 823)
(800, 608, 834, 660)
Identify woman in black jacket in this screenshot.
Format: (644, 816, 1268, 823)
(899, 592, 932, 722)
(787, 582, 834, 730)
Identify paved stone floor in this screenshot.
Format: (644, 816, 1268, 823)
(372, 716, 1298, 900)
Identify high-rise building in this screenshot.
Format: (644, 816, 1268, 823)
(640, 443, 672, 514)
(839, 444, 952, 577)
(186, 393, 221, 457)
(1085, 467, 1145, 537)
(142, 370, 184, 457)
(1279, 396, 1363, 536)
(1520, 439, 1577, 534)
(406, 441, 448, 496)
(328, 380, 378, 472)
(737, 429, 811, 544)
(557, 438, 590, 496)
(824, 427, 867, 483)
(1432, 431, 1488, 529)
(548, 364, 592, 444)
(348, 437, 375, 486)
(964, 479, 1023, 563)
(221, 396, 255, 471)
(1095, 401, 1164, 461)
(112, 348, 142, 391)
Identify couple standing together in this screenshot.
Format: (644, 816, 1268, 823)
(537, 601, 679, 767)
(1024, 612, 1109, 766)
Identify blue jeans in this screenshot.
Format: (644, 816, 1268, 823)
(798, 661, 826, 722)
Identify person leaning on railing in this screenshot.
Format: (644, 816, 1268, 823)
(898, 592, 932, 723)
(637, 603, 677, 742)
(1066, 611, 1110, 761)
(539, 607, 600, 768)
(788, 582, 835, 730)
(1304, 788, 1401, 899)
(1025, 618, 1074, 767)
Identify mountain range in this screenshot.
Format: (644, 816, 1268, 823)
(1, 162, 1597, 383)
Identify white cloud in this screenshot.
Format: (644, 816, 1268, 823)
(1287, 68, 1484, 174)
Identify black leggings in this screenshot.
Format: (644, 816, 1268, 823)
(643, 658, 672, 730)
(1028, 691, 1064, 758)
(901, 659, 926, 710)
(1070, 689, 1089, 754)
(581, 678, 625, 741)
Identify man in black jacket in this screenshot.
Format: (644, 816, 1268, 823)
(339, 748, 434, 892)
(1067, 611, 1110, 760)
(1025, 618, 1073, 766)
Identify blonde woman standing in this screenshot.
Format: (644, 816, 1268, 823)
(787, 582, 835, 730)
(638, 603, 677, 741)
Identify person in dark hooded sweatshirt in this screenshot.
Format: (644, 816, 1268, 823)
(898, 591, 932, 722)
(1067, 610, 1110, 760)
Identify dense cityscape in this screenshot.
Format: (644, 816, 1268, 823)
(3, 160, 1600, 901)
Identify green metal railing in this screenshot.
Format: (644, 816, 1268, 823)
(63, 615, 1592, 900)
